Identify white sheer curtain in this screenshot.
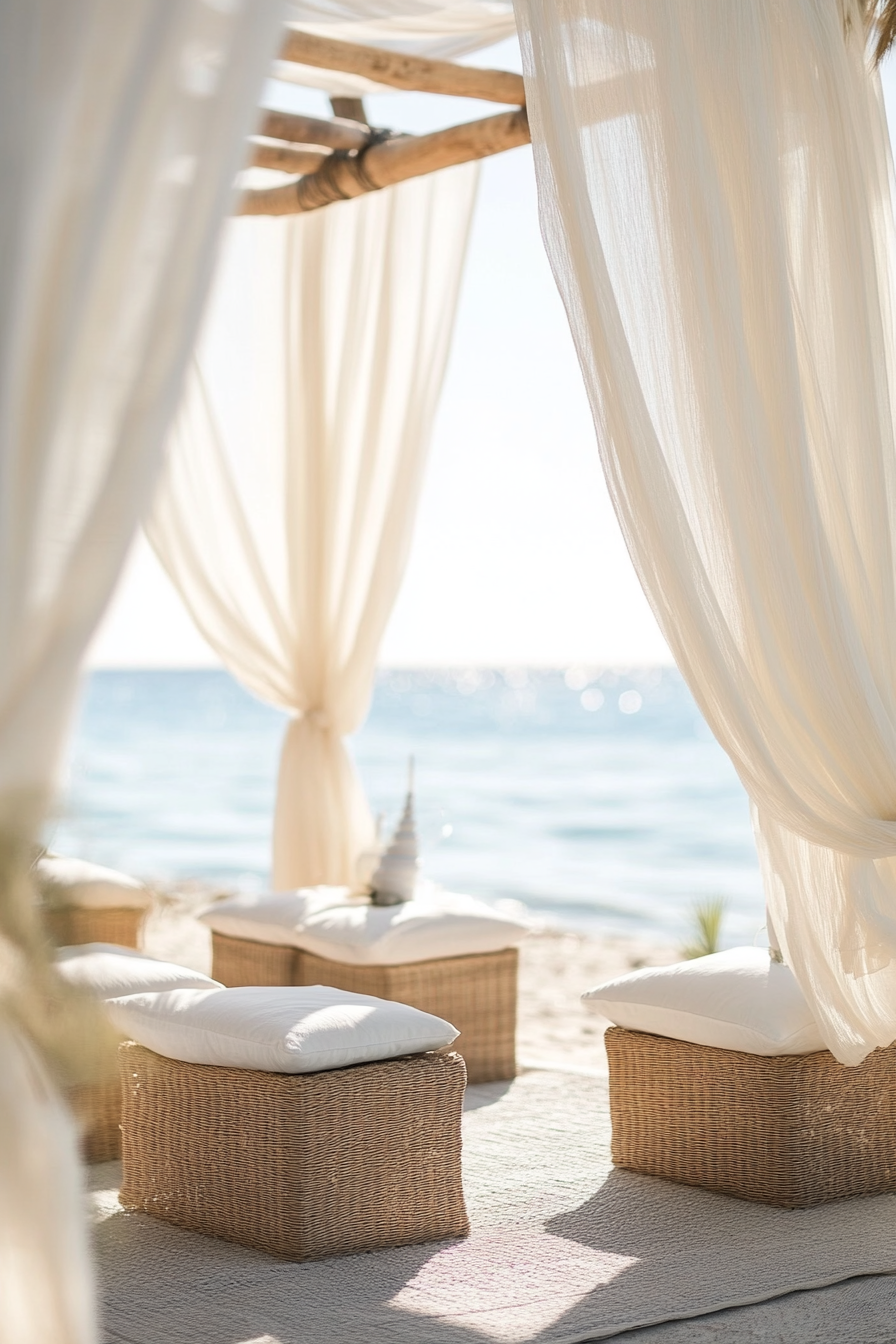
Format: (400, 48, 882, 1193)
(516, 0, 896, 1064)
(148, 165, 478, 891)
(0, 1, 283, 1338)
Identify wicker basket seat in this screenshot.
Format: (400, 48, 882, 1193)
(68, 1075, 123, 1163)
(45, 905, 144, 949)
(606, 1025, 896, 1208)
(37, 856, 151, 949)
(211, 930, 517, 1084)
(118, 1041, 469, 1260)
(58, 945, 224, 1161)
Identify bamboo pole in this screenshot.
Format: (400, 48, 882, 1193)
(237, 108, 529, 216)
(330, 96, 368, 125)
(278, 29, 526, 107)
(250, 142, 328, 175)
(259, 109, 368, 152)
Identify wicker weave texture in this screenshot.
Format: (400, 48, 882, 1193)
(44, 906, 143, 949)
(68, 1076, 122, 1163)
(119, 1042, 469, 1260)
(211, 931, 299, 986)
(606, 1026, 896, 1207)
(295, 947, 518, 1084)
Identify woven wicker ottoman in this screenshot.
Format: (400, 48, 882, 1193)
(68, 1076, 123, 1163)
(119, 1041, 469, 1259)
(210, 931, 299, 988)
(211, 931, 517, 1084)
(606, 1025, 896, 1207)
(45, 905, 144, 949)
(57, 945, 224, 1162)
(37, 855, 151, 948)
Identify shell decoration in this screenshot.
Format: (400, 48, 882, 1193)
(369, 758, 419, 906)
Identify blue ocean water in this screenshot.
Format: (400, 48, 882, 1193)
(50, 667, 765, 946)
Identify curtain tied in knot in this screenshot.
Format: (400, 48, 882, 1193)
(302, 707, 332, 732)
(149, 166, 480, 892)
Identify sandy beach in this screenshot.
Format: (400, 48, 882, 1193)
(516, 928, 679, 1071)
(141, 893, 680, 1075)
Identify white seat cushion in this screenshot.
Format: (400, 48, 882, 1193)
(200, 887, 530, 966)
(36, 856, 151, 910)
(295, 893, 530, 965)
(55, 944, 221, 998)
(199, 887, 354, 947)
(105, 985, 458, 1074)
(582, 946, 825, 1056)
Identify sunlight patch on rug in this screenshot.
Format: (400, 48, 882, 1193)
(392, 1231, 637, 1340)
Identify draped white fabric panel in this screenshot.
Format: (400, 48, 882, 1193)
(0, 1025, 95, 1344)
(284, 0, 515, 55)
(148, 164, 478, 891)
(0, 2, 283, 1338)
(0, 0, 283, 800)
(516, 0, 896, 1063)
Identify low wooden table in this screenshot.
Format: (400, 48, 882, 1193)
(607, 1025, 896, 1208)
(211, 930, 518, 1084)
(119, 1041, 469, 1260)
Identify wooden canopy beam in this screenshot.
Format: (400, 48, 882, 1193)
(278, 29, 526, 107)
(259, 109, 368, 153)
(241, 30, 529, 217)
(238, 108, 529, 216)
(250, 142, 328, 175)
(330, 96, 368, 125)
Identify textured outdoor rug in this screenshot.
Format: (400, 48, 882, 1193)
(617, 1274, 896, 1343)
(90, 1068, 896, 1344)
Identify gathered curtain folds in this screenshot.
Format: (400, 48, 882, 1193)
(0, 0, 284, 1338)
(147, 165, 479, 891)
(516, 0, 896, 1064)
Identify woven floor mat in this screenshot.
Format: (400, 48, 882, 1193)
(90, 1068, 896, 1344)
(617, 1274, 896, 1343)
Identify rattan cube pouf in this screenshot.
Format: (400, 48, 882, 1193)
(68, 1076, 122, 1163)
(210, 931, 299, 988)
(606, 1025, 896, 1208)
(119, 1042, 469, 1260)
(45, 905, 143, 949)
(211, 932, 518, 1084)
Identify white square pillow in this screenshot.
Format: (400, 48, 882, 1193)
(36, 856, 151, 910)
(198, 887, 355, 946)
(199, 887, 529, 965)
(294, 892, 530, 965)
(106, 985, 458, 1073)
(55, 944, 221, 998)
(582, 946, 825, 1056)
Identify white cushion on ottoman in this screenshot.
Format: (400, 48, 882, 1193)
(201, 887, 530, 965)
(36, 856, 151, 910)
(582, 946, 824, 1056)
(106, 985, 459, 1073)
(199, 887, 353, 946)
(295, 892, 530, 965)
(56, 944, 221, 998)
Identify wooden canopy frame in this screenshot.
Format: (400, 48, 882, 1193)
(238, 30, 530, 216)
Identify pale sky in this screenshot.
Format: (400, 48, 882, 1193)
(94, 37, 896, 671)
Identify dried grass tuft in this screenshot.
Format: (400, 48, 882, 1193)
(680, 897, 726, 961)
(0, 794, 117, 1090)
